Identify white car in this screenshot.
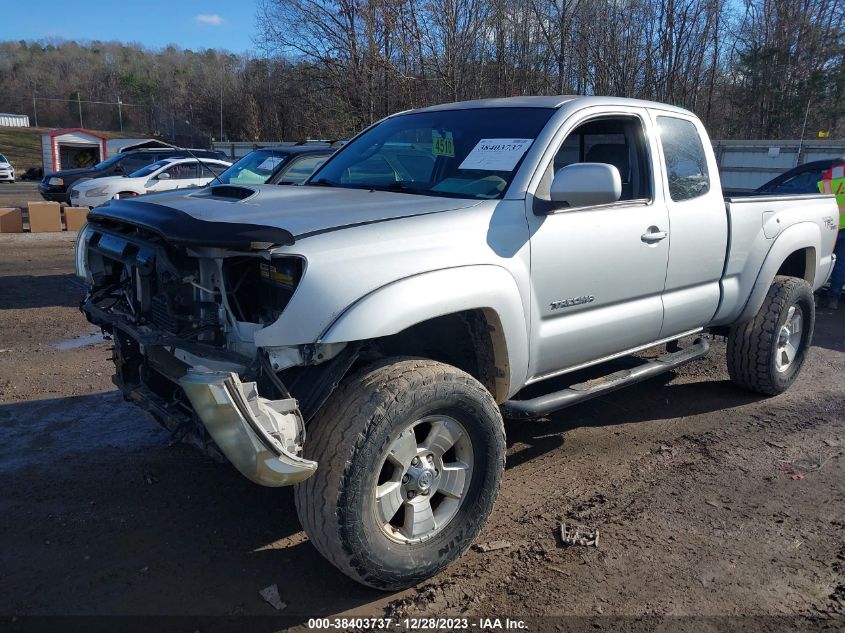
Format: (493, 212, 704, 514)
(0, 153, 15, 183)
(69, 157, 231, 207)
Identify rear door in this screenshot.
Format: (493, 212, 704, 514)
(651, 113, 728, 337)
(525, 107, 670, 380)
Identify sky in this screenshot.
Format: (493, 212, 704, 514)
(0, 1, 259, 53)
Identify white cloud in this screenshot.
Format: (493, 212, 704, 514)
(194, 14, 224, 26)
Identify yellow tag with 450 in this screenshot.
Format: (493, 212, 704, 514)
(432, 131, 455, 157)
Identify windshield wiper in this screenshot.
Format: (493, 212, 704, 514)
(308, 179, 430, 195)
(309, 178, 337, 187)
(380, 182, 412, 191)
(364, 182, 433, 195)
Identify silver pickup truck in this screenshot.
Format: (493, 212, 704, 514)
(76, 96, 838, 590)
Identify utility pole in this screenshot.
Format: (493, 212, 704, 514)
(76, 91, 83, 128)
(219, 63, 224, 142)
(32, 94, 38, 127)
(117, 95, 123, 132)
(795, 99, 811, 168)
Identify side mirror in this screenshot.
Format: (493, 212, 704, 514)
(157, 172, 171, 180)
(549, 163, 621, 209)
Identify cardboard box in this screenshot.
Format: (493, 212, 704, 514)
(64, 207, 90, 232)
(27, 201, 63, 232)
(0, 208, 24, 233)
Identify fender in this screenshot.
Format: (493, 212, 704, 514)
(737, 222, 821, 323)
(318, 265, 530, 398)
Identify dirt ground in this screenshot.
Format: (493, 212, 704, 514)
(1, 233, 843, 630)
(0, 181, 42, 211)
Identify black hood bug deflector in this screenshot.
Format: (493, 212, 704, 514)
(87, 199, 295, 248)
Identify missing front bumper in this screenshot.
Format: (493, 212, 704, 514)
(179, 370, 317, 487)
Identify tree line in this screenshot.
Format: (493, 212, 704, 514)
(0, 0, 842, 145)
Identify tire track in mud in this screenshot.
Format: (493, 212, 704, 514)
(385, 340, 845, 618)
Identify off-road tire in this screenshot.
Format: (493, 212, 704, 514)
(727, 275, 814, 395)
(294, 357, 506, 590)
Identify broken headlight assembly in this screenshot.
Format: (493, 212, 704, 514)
(223, 256, 304, 324)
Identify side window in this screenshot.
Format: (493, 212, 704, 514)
(547, 116, 652, 202)
(276, 155, 329, 184)
(200, 163, 225, 179)
(117, 155, 150, 173)
(657, 116, 710, 201)
(165, 162, 198, 180)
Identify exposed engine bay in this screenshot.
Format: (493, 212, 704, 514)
(76, 213, 333, 486)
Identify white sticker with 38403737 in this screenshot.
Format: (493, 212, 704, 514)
(458, 138, 533, 171)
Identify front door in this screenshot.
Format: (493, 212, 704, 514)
(526, 111, 670, 381)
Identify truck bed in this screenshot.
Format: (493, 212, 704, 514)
(711, 192, 838, 325)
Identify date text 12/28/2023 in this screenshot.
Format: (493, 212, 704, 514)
(306, 617, 528, 630)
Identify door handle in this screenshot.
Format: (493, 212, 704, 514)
(641, 228, 668, 243)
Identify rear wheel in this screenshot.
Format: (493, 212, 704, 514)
(727, 275, 815, 395)
(294, 357, 505, 590)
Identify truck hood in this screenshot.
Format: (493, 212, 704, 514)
(48, 166, 96, 178)
(91, 184, 482, 242)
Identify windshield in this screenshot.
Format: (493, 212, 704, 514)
(217, 149, 291, 184)
(0, 154, 7, 163)
(129, 160, 172, 178)
(93, 154, 124, 170)
(274, 154, 330, 184)
(308, 107, 555, 199)
(759, 166, 829, 194)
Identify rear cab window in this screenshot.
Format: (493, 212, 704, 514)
(657, 116, 710, 201)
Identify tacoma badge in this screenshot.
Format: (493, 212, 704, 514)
(550, 295, 595, 310)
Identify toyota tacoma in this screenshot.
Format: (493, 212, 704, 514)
(76, 96, 839, 590)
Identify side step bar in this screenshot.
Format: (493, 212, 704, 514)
(500, 337, 710, 420)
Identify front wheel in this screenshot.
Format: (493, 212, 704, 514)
(294, 358, 505, 590)
(727, 275, 815, 395)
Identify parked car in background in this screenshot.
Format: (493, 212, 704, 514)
(69, 157, 231, 208)
(22, 167, 43, 181)
(754, 158, 845, 195)
(217, 144, 336, 186)
(0, 153, 15, 183)
(39, 147, 227, 203)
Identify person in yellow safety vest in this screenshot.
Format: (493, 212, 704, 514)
(818, 164, 845, 310)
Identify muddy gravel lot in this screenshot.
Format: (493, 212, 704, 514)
(1, 233, 843, 630)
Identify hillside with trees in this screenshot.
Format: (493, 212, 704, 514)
(0, 0, 842, 144)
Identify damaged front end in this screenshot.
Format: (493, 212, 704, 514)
(76, 201, 321, 486)
(179, 370, 316, 486)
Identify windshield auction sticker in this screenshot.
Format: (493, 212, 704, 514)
(258, 157, 284, 171)
(432, 130, 455, 157)
(459, 138, 533, 171)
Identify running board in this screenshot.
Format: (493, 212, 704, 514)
(500, 337, 710, 420)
